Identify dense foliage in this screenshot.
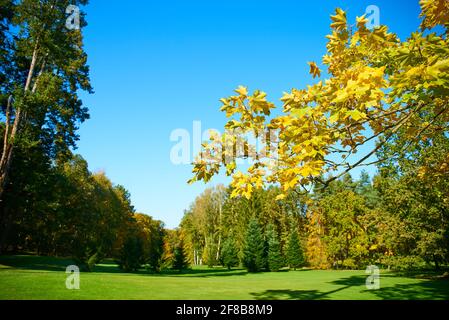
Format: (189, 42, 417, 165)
(190, 0, 449, 202)
(0, 1, 447, 276)
(181, 165, 449, 272)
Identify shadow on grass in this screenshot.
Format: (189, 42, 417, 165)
(251, 274, 449, 300)
(154, 268, 249, 278)
(95, 260, 250, 277)
(365, 274, 449, 300)
(252, 275, 365, 300)
(0, 255, 248, 277)
(0, 255, 76, 272)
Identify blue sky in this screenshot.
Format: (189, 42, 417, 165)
(77, 0, 422, 228)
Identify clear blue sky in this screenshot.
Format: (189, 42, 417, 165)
(77, 0, 421, 228)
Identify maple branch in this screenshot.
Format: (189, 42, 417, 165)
(320, 104, 420, 187)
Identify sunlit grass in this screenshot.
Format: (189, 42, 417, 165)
(0, 255, 448, 300)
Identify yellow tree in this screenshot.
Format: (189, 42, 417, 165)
(189, 0, 449, 199)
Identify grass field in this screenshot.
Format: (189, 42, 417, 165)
(0, 255, 448, 300)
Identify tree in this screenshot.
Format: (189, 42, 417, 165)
(189, 1, 449, 202)
(306, 209, 329, 269)
(0, 0, 92, 201)
(118, 236, 143, 272)
(0, 1, 14, 87)
(0, 150, 156, 270)
(173, 239, 189, 272)
(266, 224, 284, 272)
(179, 185, 308, 271)
(221, 237, 239, 270)
(0, 0, 93, 255)
(204, 239, 218, 268)
(243, 219, 265, 272)
(130, 213, 166, 272)
(287, 228, 305, 270)
(316, 186, 374, 269)
(179, 185, 226, 266)
(147, 219, 165, 272)
(374, 169, 449, 271)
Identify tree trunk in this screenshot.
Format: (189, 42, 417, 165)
(216, 194, 222, 262)
(0, 42, 40, 201)
(216, 237, 221, 262)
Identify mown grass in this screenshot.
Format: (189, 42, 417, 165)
(0, 255, 448, 300)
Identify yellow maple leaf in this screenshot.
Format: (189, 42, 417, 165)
(346, 110, 367, 121)
(330, 8, 347, 32)
(275, 194, 286, 201)
(308, 62, 322, 79)
(235, 85, 248, 96)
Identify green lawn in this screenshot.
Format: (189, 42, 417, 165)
(0, 255, 448, 300)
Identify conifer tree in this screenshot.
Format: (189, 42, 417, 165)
(222, 237, 239, 270)
(287, 228, 305, 270)
(173, 240, 189, 272)
(243, 219, 265, 272)
(266, 224, 284, 272)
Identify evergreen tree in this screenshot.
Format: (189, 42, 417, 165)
(266, 224, 284, 272)
(243, 219, 265, 272)
(287, 228, 305, 270)
(222, 237, 239, 270)
(118, 236, 143, 272)
(173, 240, 189, 272)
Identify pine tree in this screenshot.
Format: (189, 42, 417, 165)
(243, 219, 265, 272)
(266, 224, 284, 272)
(287, 228, 305, 270)
(222, 237, 239, 270)
(173, 240, 189, 272)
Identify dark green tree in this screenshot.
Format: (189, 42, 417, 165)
(148, 220, 165, 272)
(266, 224, 284, 272)
(287, 228, 305, 270)
(221, 237, 239, 270)
(173, 240, 189, 272)
(118, 236, 143, 272)
(243, 219, 265, 272)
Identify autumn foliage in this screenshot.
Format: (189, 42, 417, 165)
(190, 1, 449, 200)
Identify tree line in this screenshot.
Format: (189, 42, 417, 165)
(180, 154, 449, 272)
